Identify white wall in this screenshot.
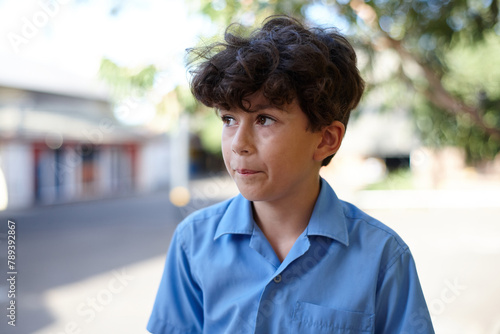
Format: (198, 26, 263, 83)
(137, 137, 170, 193)
(0, 142, 34, 209)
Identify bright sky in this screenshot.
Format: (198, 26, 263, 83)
(0, 0, 210, 80)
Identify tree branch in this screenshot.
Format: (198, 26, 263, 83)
(348, 1, 500, 140)
(389, 39, 500, 140)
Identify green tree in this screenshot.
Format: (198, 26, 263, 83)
(191, 0, 500, 162)
(102, 0, 500, 162)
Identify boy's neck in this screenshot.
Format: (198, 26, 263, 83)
(251, 176, 321, 262)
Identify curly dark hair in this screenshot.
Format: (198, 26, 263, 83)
(187, 15, 365, 166)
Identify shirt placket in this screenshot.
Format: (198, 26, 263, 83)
(251, 230, 311, 333)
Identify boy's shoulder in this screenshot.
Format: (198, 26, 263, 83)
(338, 199, 410, 270)
(314, 180, 408, 252)
(341, 199, 407, 247)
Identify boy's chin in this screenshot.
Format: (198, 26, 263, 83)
(235, 185, 267, 202)
(236, 189, 260, 202)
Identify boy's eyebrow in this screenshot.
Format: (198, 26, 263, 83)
(248, 104, 288, 113)
(248, 104, 273, 112)
(217, 103, 288, 114)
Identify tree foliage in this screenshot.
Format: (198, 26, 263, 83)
(189, 0, 500, 162)
(100, 0, 500, 162)
(99, 58, 157, 98)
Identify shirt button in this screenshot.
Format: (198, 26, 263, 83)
(273, 275, 282, 283)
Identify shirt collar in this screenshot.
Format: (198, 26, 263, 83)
(214, 178, 349, 247)
(214, 194, 254, 239)
(306, 178, 349, 246)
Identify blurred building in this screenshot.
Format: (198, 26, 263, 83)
(0, 56, 170, 210)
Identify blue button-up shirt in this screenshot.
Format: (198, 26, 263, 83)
(148, 179, 434, 333)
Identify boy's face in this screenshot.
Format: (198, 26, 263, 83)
(220, 93, 326, 203)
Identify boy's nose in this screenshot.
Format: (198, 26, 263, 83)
(231, 125, 254, 155)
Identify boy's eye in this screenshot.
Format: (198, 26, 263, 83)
(256, 115, 275, 126)
(221, 115, 236, 126)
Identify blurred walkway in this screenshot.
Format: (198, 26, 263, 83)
(0, 189, 186, 334)
(0, 175, 499, 333)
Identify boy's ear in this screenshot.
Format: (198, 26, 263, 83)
(313, 121, 346, 162)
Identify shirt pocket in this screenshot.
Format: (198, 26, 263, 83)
(291, 301, 374, 334)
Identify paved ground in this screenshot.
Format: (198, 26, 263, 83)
(0, 176, 499, 333)
(0, 189, 188, 334)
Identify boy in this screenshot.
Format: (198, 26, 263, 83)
(148, 16, 434, 333)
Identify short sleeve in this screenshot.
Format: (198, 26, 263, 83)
(375, 249, 435, 334)
(147, 227, 203, 334)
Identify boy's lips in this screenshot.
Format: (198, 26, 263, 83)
(235, 169, 260, 175)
